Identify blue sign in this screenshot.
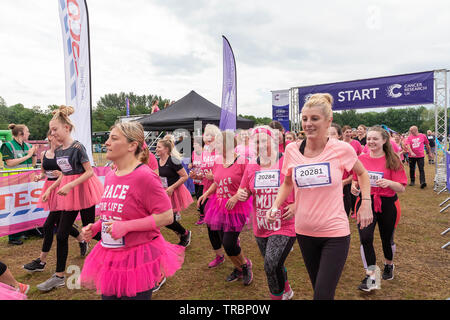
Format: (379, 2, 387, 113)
(272, 105, 290, 132)
(298, 71, 434, 111)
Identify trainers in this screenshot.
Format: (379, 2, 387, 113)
(36, 274, 66, 292)
(357, 275, 380, 292)
(208, 255, 225, 268)
(79, 240, 89, 257)
(226, 268, 243, 282)
(16, 283, 30, 295)
(282, 288, 294, 300)
(175, 213, 181, 221)
(152, 274, 166, 293)
(241, 259, 253, 286)
(195, 217, 205, 226)
(420, 183, 427, 189)
(23, 258, 46, 272)
(8, 239, 23, 246)
(382, 264, 395, 280)
(409, 182, 415, 186)
(178, 230, 191, 247)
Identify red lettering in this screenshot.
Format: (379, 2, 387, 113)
(15, 191, 29, 207)
(72, 41, 80, 76)
(0, 193, 13, 211)
(30, 189, 42, 205)
(67, 0, 80, 20)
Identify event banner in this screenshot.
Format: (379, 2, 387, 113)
(298, 71, 434, 111)
(219, 36, 237, 131)
(0, 167, 110, 237)
(272, 90, 290, 131)
(447, 151, 450, 191)
(58, 0, 93, 163)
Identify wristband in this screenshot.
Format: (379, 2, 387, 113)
(361, 198, 371, 200)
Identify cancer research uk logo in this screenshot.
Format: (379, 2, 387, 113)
(387, 84, 402, 98)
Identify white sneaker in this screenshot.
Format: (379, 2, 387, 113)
(282, 289, 294, 300)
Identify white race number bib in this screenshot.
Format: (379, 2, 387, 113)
(294, 162, 331, 188)
(368, 171, 384, 187)
(56, 156, 73, 173)
(254, 170, 280, 189)
(101, 219, 125, 248)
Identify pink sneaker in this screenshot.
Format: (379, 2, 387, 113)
(208, 255, 225, 268)
(195, 217, 205, 225)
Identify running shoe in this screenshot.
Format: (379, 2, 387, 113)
(242, 259, 253, 286)
(208, 255, 225, 268)
(357, 275, 380, 292)
(195, 216, 205, 226)
(152, 274, 166, 293)
(226, 268, 243, 282)
(79, 240, 89, 257)
(420, 183, 427, 189)
(36, 274, 66, 292)
(175, 212, 181, 221)
(178, 230, 192, 247)
(16, 283, 30, 295)
(23, 258, 46, 272)
(382, 264, 395, 280)
(282, 288, 294, 300)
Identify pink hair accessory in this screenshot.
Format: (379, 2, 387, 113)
(252, 127, 274, 139)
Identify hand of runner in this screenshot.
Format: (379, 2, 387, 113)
(81, 224, 93, 242)
(282, 204, 295, 220)
(357, 201, 373, 229)
(266, 207, 279, 224)
(225, 195, 238, 210)
(375, 178, 391, 189)
(237, 188, 249, 202)
(57, 184, 72, 196)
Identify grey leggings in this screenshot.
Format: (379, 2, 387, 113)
(255, 235, 296, 295)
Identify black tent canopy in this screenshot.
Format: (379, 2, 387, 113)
(137, 90, 254, 131)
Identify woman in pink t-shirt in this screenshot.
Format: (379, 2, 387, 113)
(238, 126, 296, 300)
(151, 99, 160, 114)
(269, 93, 373, 300)
(198, 131, 254, 286)
(352, 126, 406, 292)
(80, 122, 184, 300)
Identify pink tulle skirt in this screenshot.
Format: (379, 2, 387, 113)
(36, 179, 59, 211)
(79, 235, 185, 298)
(204, 194, 253, 232)
(170, 184, 193, 212)
(0, 283, 27, 300)
(54, 173, 104, 211)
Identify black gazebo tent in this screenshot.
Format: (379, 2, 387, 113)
(137, 90, 254, 131)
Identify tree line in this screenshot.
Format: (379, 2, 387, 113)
(0, 93, 438, 140)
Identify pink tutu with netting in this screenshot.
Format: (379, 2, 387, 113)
(0, 283, 27, 300)
(170, 184, 193, 212)
(36, 179, 59, 211)
(54, 173, 104, 211)
(204, 194, 253, 232)
(79, 234, 185, 298)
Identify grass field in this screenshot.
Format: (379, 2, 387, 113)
(0, 161, 448, 300)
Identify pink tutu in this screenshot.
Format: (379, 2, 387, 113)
(204, 194, 253, 232)
(36, 179, 59, 211)
(54, 173, 104, 211)
(0, 283, 27, 300)
(80, 234, 185, 298)
(170, 184, 193, 212)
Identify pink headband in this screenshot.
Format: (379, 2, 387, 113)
(252, 127, 274, 139)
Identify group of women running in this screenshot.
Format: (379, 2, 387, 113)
(0, 92, 409, 300)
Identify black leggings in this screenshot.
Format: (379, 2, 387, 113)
(409, 157, 425, 184)
(56, 206, 99, 273)
(165, 212, 187, 235)
(102, 289, 153, 300)
(356, 195, 399, 268)
(343, 184, 352, 216)
(297, 234, 350, 300)
(42, 211, 79, 253)
(207, 227, 241, 256)
(195, 184, 206, 217)
(0, 261, 6, 276)
(255, 235, 296, 295)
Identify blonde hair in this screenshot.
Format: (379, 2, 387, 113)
(51, 105, 75, 131)
(302, 93, 333, 119)
(158, 135, 182, 160)
(204, 124, 221, 141)
(110, 121, 148, 163)
(8, 123, 27, 137)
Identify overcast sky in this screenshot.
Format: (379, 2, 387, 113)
(0, 0, 449, 118)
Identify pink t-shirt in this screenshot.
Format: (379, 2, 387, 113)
(406, 133, 429, 158)
(282, 139, 358, 237)
(350, 140, 363, 155)
(98, 165, 172, 249)
(147, 152, 158, 171)
(240, 156, 295, 238)
(213, 157, 247, 199)
(200, 146, 217, 195)
(235, 143, 256, 161)
(191, 150, 203, 184)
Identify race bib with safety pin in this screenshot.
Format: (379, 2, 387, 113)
(254, 170, 280, 189)
(160, 177, 168, 188)
(368, 171, 384, 187)
(294, 162, 332, 188)
(101, 219, 125, 248)
(56, 156, 73, 173)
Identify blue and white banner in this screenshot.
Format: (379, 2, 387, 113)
(446, 151, 450, 191)
(58, 0, 93, 163)
(219, 36, 237, 131)
(298, 71, 434, 112)
(272, 90, 290, 131)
